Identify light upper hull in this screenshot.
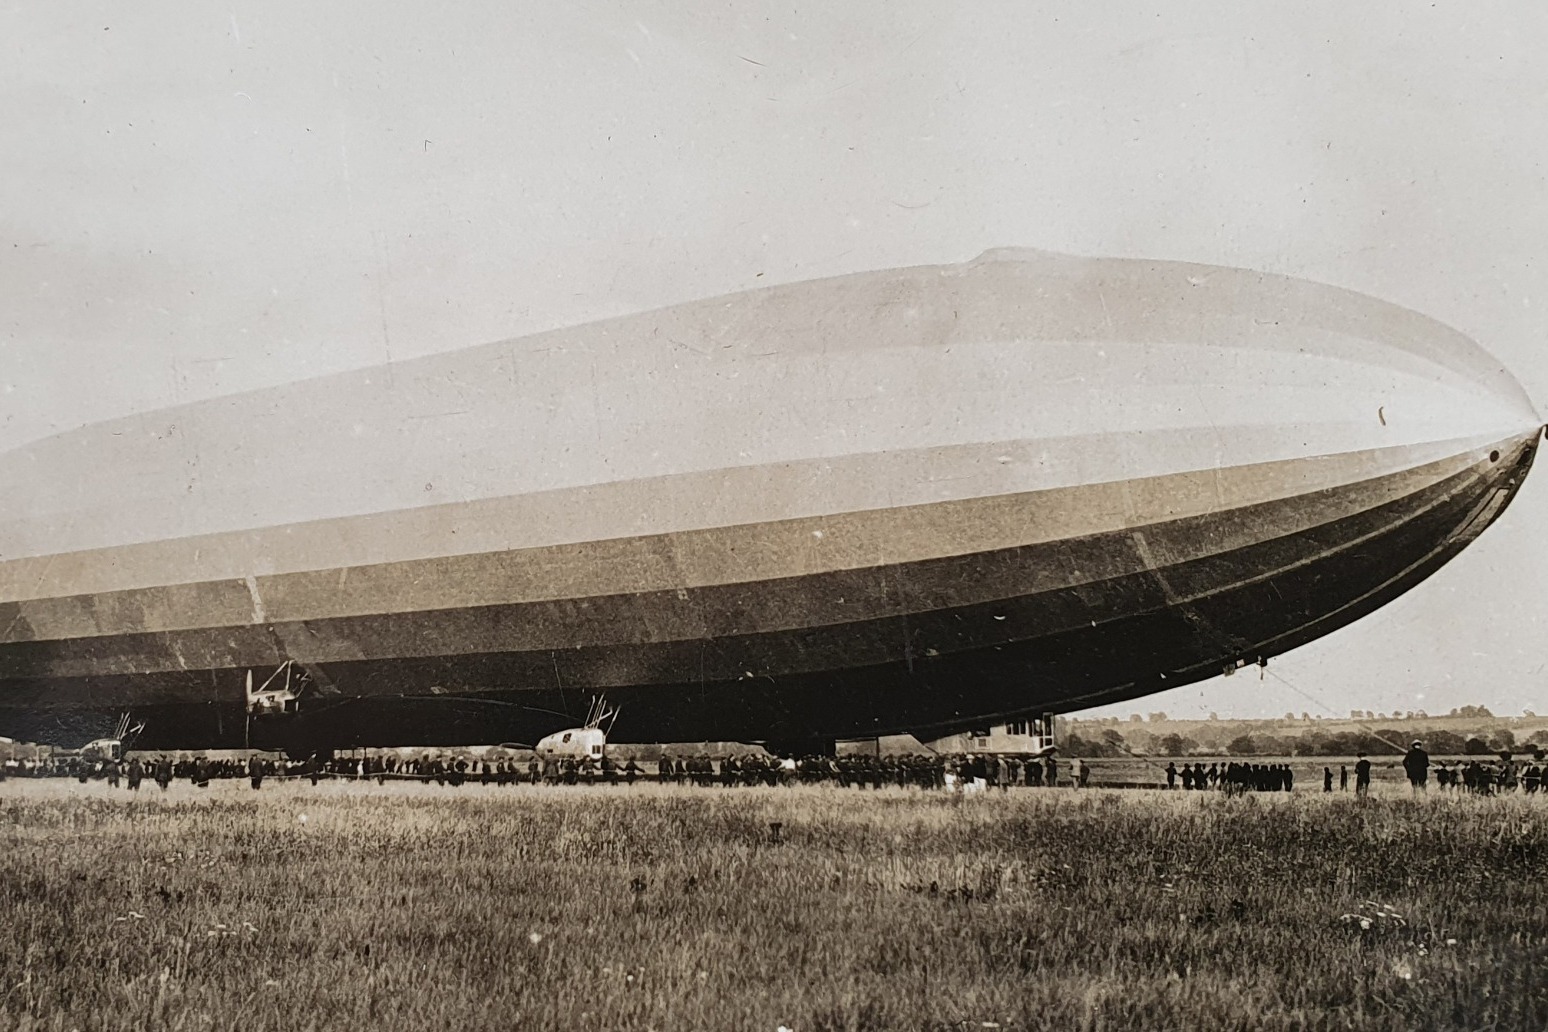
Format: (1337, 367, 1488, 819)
(0, 249, 1539, 748)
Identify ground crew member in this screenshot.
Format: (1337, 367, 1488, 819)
(1402, 740, 1429, 792)
(248, 755, 266, 790)
(1354, 753, 1372, 795)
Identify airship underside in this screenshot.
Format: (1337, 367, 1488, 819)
(0, 249, 1539, 750)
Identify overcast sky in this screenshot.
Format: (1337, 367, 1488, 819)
(3, 1, 1545, 718)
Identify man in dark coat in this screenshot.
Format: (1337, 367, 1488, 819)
(1402, 740, 1429, 792)
(154, 757, 173, 791)
(248, 755, 266, 790)
(1354, 753, 1372, 795)
(126, 757, 143, 791)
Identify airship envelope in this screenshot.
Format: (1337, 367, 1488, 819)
(0, 249, 1539, 750)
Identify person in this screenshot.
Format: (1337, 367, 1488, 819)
(1283, 765, 1293, 792)
(1498, 752, 1518, 793)
(1402, 739, 1429, 792)
(1354, 753, 1372, 795)
(1339, 764, 1348, 791)
(248, 755, 266, 790)
(154, 756, 173, 791)
(1165, 761, 1177, 789)
(1323, 767, 1333, 793)
(1068, 757, 1083, 788)
(126, 757, 143, 791)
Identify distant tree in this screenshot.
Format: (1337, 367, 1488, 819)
(1425, 730, 1467, 756)
(1157, 733, 1194, 756)
(1063, 732, 1126, 758)
(1528, 729, 1548, 747)
(1148, 712, 1169, 723)
(1284, 712, 1296, 721)
(1464, 737, 1492, 756)
(1129, 714, 1143, 723)
(1208, 712, 1219, 721)
(1351, 710, 1363, 719)
(1490, 729, 1517, 751)
(1523, 710, 1536, 718)
(1300, 730, 1332, 754)
(1226, 734, 1258, 756)
(1301, 712, 1311, 722)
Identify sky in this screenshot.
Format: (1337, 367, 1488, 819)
(2, 1, 1545, 719)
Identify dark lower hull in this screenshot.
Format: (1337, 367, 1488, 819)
(1, 435, 1536, 751)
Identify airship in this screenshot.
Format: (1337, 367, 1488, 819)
(0, 248, 1540, 754)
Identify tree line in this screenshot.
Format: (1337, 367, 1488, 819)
(1063, 726, 1548, 759)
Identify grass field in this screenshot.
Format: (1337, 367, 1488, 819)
(3, 782, 1545, 1031)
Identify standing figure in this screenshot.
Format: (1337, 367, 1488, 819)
(1354, 753, 1372, 795)
(1402, 740, 1430, 792)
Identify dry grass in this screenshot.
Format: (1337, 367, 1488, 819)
(2, 781, 1545, 1031)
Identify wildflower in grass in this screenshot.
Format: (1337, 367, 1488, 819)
(528, 931, 543, 945)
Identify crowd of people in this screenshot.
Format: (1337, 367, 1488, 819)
(1392, 739, 1546, 794)
(0, 751, 1088, 790)
(1164, 761, 1295, 792)
(5, 740, 1545, 793)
